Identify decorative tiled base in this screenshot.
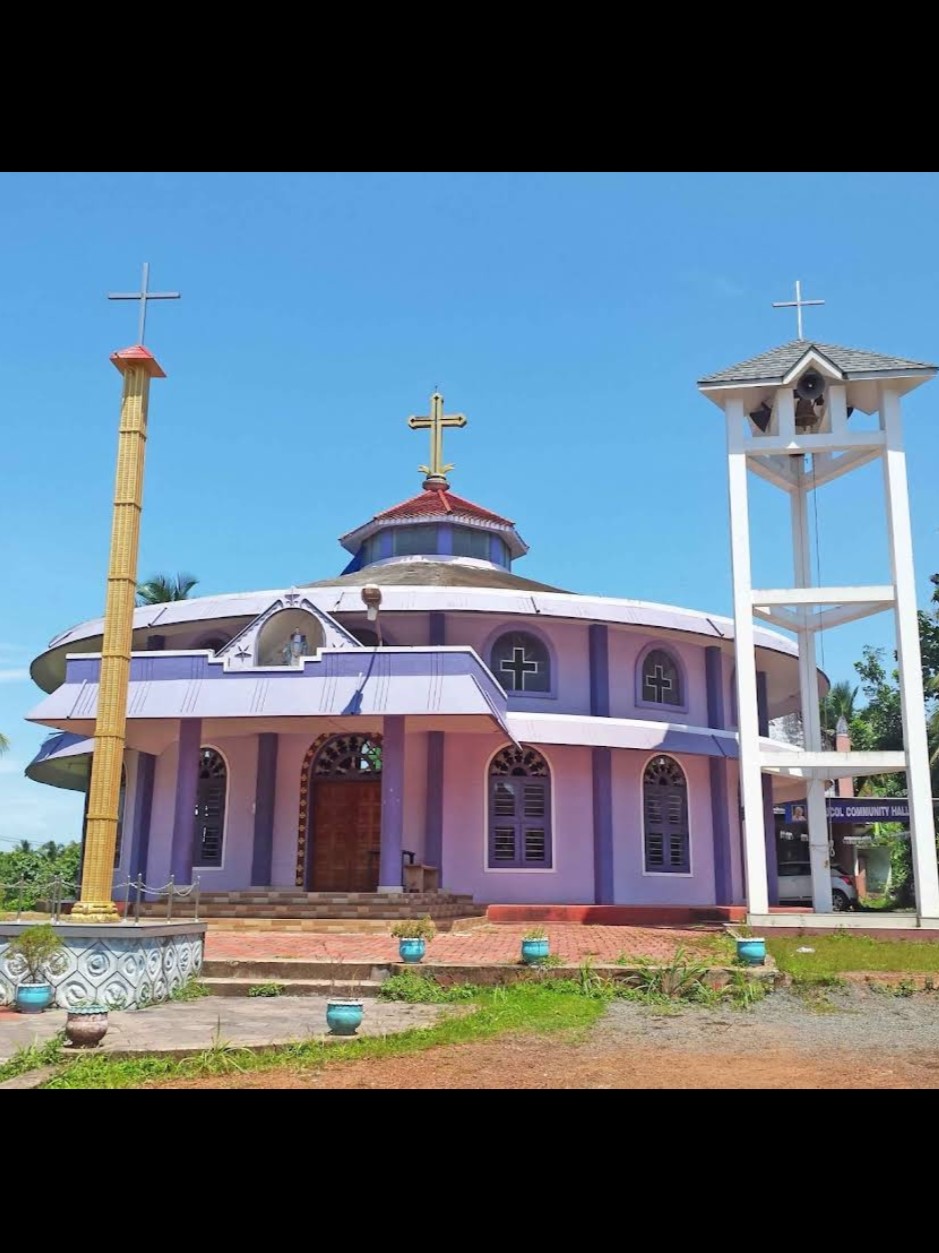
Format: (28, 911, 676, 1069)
(0, 923, 207, 1011)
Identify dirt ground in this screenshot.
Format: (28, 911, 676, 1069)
(151, 988, 939, 1090)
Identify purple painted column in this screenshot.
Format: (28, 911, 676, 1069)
(588, 624, 613, 903)
(429, 612, 446, 647)
(706, 646, 733, 904)
(379, 715, 405, 891)
(127, 752, 156, 882)
(424, 614, 446, 881)
(756, 669, 779, 905)
(170, 719, 202, 885)
(425, 732, 444, 876)
(591, 748, 614, 904)
(588, 624, 610, 718)
(251, 733, 278, 886)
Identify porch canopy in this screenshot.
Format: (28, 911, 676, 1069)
(26, 646, 511, 756)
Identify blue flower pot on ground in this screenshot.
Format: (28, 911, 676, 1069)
(15, 983, 53, 1014)
(521, 938, 550, 965)
(398, 938, 426, 964)
(736, 937, 766, 966)
(326, 1000, 364, 1036)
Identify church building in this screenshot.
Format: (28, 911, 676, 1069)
(26, 372, 830, 915)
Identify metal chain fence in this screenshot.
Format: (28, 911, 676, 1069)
(0, 874, 201, 923)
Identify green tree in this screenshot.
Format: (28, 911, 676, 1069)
(844, 575, 939, 905)
(136, 572, 199, 606)
(0, 732, 9, 753)
(0, 841, 82, 912)
(819, 679, 858, 735)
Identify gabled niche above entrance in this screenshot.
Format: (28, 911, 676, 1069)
(216, 591, 361, 672)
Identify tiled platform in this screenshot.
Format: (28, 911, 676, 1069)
(204, 923, 725, 965)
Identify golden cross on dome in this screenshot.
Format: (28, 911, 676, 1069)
(407, 391, 467, 485)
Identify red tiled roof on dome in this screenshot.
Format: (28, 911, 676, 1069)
(374, 488, 515, 527)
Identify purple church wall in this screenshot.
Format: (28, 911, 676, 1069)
(271, 733, 316, 887)
(403, 732, 428, 867)
(196, 735, 258, 890)
(610, 751, 716, 905)
(440, 734, 596, 904)
(459, 617, 592, 716)
(726, 758, 745, 904)
(146, 741, 179, 890)
(607, 631, 709, 725)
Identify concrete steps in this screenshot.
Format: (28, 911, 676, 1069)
(200, 959, 392, 999)
(202, 960, 387, 980)
(139, 890, 484, 925)
(203, 978, 386, 998)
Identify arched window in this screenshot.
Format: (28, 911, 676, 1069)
(643, 755, 689, 874)
(313, 734, 383, 777)
(491, 631, 550, 694)
(639, 648, 682, 707)
(193, 748, 227, 868)
(488, 745, 552, 868)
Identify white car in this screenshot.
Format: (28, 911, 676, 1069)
(777, 861, 858, 911)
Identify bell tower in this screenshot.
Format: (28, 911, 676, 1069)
(698, 309, 939, 922)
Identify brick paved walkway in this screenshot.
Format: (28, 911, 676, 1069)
(205, 924, 725, 965)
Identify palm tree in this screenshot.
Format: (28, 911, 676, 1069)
(15, 840, 32, 854)
(136, 573, 199, 606)
(41, 840, 62, 861)
(0, 732, 8, 754)
(819, 680, 858, 733)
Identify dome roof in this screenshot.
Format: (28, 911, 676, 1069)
(304, 558, 564, 593)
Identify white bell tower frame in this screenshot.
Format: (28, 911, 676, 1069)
(699, 335, 939, 922)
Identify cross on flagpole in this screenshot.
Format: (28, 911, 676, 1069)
(108, 262, 181, 345)
(772, 279, 825, 341)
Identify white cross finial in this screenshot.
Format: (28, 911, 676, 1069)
(108, 262, 181, 345)
(772, 279, 825, 341)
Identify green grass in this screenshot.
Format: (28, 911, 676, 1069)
(247, 982, 286, 998)
(0, 1032, 65, 1083)
(616, 933, 737, 967)
(168, 978, 211, 1002)
(378, 971, 481, 1002)
(768, 933, 939, 978)
(41, 982, 609, 1090)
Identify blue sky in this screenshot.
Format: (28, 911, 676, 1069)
(2, 171, 938, 848)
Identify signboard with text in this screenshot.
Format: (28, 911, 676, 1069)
(782, 798, 911, 824)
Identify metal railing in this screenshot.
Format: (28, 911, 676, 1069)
(0, 874, 201, 923)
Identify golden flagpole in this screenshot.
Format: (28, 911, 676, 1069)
(70, 267, 178, 922)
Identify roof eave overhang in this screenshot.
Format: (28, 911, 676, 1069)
(699, 367, 937, 408)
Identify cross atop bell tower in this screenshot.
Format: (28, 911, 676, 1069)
(407, 391, 467, 490)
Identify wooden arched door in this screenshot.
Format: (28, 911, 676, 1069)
(306, 734, 382, 891)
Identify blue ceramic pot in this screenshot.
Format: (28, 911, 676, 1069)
(398, 938, 426, 964)
(521, 938, 550, 965)
(736, 938, 766, 966)
(16, 983, 53, 1014)
(326, 1000, 364, 1036)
